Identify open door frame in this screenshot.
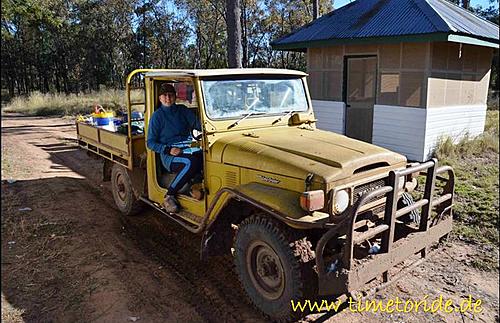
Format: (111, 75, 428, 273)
(342, 55, 378, 143)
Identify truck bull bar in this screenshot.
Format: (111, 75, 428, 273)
(315, 158, 455, 296)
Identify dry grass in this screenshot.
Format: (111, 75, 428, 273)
(1, 293, 25, 323)
(434, 111, 499, 160)
(2, 89, 144, 116)
(433, 111, 499, 269)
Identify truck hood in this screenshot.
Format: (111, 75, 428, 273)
(211, 127, 407, 183)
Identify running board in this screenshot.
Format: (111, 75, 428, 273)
(139, 197, 201, 233)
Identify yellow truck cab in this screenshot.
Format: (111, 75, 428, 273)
(76, 68, 455, 321)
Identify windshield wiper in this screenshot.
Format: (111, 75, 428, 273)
(227, 111, 265, 130)
(272, 109, 297, 125)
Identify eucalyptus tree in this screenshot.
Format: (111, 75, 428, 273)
(226, 0, 242, 68)
(2, 0, 65, 94)
(175, 0, 228, 68)
(147, 1, 191, 69)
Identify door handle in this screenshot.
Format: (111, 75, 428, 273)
(346, 104, 351, 107)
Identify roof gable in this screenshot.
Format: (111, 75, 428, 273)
(271, 0, 499, 50)
(427, 0, 499, 39)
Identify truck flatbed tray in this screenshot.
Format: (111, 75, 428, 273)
(76, 121, 144, 168)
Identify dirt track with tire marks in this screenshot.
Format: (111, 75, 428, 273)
(2, 114, 498, 323)
(1, 114, 268, 322)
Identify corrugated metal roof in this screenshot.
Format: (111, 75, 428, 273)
(271, 0, 499, 50)
(427, 0, 499, 39)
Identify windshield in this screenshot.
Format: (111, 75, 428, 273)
(201, 78, 308, 120)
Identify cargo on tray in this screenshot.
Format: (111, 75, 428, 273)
(92, 107, 114, 126)
(78, 105, 144, 134)
(75, 104, 146, 168)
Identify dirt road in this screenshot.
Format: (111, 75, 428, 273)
(1, 114, 498, 322)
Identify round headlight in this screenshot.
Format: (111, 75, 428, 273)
(332, 189, 350, 214)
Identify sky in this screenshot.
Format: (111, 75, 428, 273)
(335, 0, 499, 10)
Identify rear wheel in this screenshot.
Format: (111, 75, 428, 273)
(111, 164, 143, 216)
(234, 215, 315, 321)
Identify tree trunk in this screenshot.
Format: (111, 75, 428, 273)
(241, 0, 248, 67)
(195, 14, 202, 69)
(44, 75, 49, 93)
(55, 71, 61, 93)
(312, 0, 319, 20)
(7, 75, 14, 98)
(226, 0, 242, 68)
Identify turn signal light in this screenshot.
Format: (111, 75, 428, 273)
(300, 190, 324, 212)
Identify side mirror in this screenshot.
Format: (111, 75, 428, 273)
(289, 112, 316, 126)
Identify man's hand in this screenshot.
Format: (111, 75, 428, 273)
(170, 147, 182, 156)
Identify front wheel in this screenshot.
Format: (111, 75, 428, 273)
(111, 164, 143, 216)
(234, 215, 315, 321)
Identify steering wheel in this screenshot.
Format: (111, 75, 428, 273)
(192, 128, 203, 141)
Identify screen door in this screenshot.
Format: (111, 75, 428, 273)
(345, 56, 377, 142)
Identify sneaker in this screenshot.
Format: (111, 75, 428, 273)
(164, 195, 179, 213)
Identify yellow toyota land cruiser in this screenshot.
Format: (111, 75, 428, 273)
(76, 69, 454, 321)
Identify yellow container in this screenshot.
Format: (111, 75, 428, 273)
(91, 107, 114, 126)
(91, 111, 114, 118)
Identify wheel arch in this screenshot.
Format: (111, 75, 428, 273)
(200, 183, 312, 260)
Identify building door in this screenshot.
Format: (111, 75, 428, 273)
(345, 56, 377, 142)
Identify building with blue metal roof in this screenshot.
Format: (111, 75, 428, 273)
(271, 0, 499, 161)
(272, 0, 498, 50)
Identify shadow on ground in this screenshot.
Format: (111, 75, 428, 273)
(1, 115, 344, 322)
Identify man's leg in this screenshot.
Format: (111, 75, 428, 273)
(163, 152, 202, 212)
(167, 152, 202, 196)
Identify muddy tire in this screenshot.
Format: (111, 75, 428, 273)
(234, 215, 314, 321)
(111, 164, 143, 216)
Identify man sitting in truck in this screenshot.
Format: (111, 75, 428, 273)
(146, 83, 202, 213)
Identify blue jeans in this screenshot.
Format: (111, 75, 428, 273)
(166, 150, 203, 196)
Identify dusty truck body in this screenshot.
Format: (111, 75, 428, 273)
(76, 68, 455, 321)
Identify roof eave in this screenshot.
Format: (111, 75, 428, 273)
(271, 32, 450, 51)
(272, 32, 499, 51)
(447, 34, 499, 48)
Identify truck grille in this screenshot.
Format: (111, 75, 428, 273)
(353, 178, 387, 205)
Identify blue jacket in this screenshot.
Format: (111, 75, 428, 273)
(147, 104, 201, 171)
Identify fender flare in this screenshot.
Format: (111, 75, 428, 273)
(200, 183, 321, 260)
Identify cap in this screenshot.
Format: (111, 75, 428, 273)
(159, 83, 176, 96)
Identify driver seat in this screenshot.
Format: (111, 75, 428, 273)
(156, 153, 191, 194)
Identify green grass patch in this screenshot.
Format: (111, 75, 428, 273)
(470, 255, 499, 271)
(433, 111, 499, 269)
(2, 89, 144, 116)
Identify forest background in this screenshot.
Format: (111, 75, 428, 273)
(1, 0, 498, 101)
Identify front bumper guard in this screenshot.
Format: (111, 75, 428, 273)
(315, 158, 455, 296)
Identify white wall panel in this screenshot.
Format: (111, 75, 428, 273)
(372, 104, 487, 161)
(373, 105, 427, 161)
(312, 100, 345, 134)
(423, 105, 487, 159)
